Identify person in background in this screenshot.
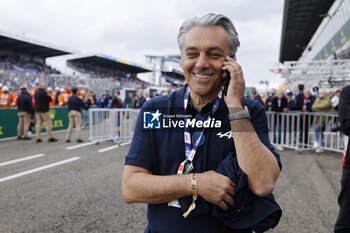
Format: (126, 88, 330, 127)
(58, 86, 71, 106)
(286, 91, 296, 110)
(54, 87, 60, 105)
(331, 89, 341, 111)
(66, 87, 84, 143)
(312, 86, 319, 99)
(34, 82, 58, 143)
(29, 83, 38, 109)
(334, 85, 350, 233)
(29, 83, 38, 97)
(264, 91, 275, 111)
(102, 90, 112, 108)
(136, 88, 146, 108)
(47, 87, 55, 107)
(167, 87, 172, 95)
(295, 84, 304, 105)
(81, 93, 91, 128)
(96, 94, 104, 108)
(296, 89, 315, 146)
(11, 89, 21, 108)
(311, 89, 332, 153)
(90, 90, 97, 106)
(132, 94, 139, 109)
(86, 89, 95, 105)
(0, 86, 12, 108)
(111, 90, 122, 108)
(143, 91, 151, 101)
(271, 90, 288, 151)
(17, 86, 34, 140)
(250, 89, 264, 106)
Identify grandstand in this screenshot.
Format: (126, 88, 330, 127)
(279, 0, 350, 91)
(0, 29, 156, 95)
(145, 55, 185, 86)
(64, 53, 154, 94)
(0, 30, 74, 93)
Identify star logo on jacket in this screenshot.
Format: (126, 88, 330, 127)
(143, 109, 162, 129)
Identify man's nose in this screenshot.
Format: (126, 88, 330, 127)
(194, 54, 210, 69)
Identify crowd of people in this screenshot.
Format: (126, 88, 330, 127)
(68, 62, 149, 86)
(249, 84, 341, 152)
(0, 56, 60, 75)
(4, 81, 173, 142)
(3, 80, 341, 147)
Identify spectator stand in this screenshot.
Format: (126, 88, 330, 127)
(0, 30, 74, 92)
(66, 53, 153, 94)
(145, 55, 185, 87)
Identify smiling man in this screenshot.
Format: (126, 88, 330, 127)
(122, 13, 281, 233)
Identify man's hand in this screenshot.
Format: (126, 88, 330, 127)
(222, 56, 245, 109)
(197, 170, 236, 211)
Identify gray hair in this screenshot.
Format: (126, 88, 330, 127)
(177, 13, 240, 58)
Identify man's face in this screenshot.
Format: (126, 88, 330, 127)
(319, 91, 326, 98)
(304, 90, 311, 98)
(181, 26, 230, 98)
(277, 90, 284, 99)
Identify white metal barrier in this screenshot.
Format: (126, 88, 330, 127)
(266, 111, 343, 154)
(88, 108, 139, 143)
(88, 109, 343, 153)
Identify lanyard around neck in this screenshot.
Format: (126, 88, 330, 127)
(179, 88, 222, 174)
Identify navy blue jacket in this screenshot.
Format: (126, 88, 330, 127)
(17, 93, 34, 115)
(179, 153, 281, 232)
(125, 85, 281, 233)
(34, 88, 51, 112)
(68, 94, 83, 112)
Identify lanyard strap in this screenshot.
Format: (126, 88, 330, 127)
(178, 88, 221, 174)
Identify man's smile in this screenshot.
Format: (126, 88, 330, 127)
(192, 72, 215, 79)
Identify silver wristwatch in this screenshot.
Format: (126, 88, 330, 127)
(228, 106, 251, 121)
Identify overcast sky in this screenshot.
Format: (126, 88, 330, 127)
(0, 0, 284, 89)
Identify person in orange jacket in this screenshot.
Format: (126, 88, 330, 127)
(58, 87, 71, 106)
(87, 89, 95, 105)
(47, 87, 56, 107)
(11, 89, 21, 108)
(29, 84, 38, 109)
(78, 88, 95, 105)
(0, 86, 12, 108)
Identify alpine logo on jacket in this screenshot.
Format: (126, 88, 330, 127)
(217, 130, 233, 139)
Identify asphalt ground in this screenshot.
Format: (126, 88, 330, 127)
(0, 129, 343, 233)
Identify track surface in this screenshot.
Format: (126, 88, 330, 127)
(0, 129, 343, 232)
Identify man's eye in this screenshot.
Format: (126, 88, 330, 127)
(209, 54, 221, 57)
(186, 53, 198, 56)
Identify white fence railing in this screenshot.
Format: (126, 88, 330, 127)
(266, 111, 343, 154)
(88, 109, 343, 154)
(88, 108, 139, 143)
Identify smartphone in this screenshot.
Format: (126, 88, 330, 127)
(222, 56, 236, 96)
(222, 71, 230, 96)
